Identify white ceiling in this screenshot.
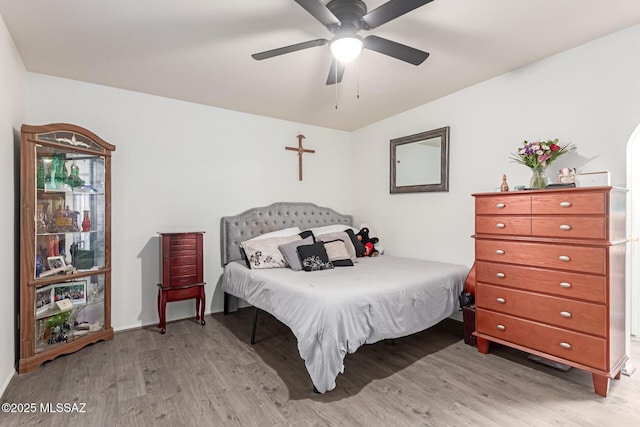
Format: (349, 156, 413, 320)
(2, 0, 640, 131)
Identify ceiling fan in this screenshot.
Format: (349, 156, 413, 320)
(252, 0, 433, 85)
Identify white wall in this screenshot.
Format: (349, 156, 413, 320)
(0, 14, 26, 397)
(26, 75, 353, 330)
(351, 24, 640, 267)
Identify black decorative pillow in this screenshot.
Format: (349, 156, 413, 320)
(296, 242, 334, 272)
(345, 229, 366, 257)
(323, 239, 354, 267)
(298, 230, 315, 241)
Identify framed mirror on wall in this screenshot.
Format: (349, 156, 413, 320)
(390, 126, 450, 193)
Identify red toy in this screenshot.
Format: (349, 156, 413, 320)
(356, 227, 379, 257)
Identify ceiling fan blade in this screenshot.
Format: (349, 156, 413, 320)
(294, 0, 341, 28)
(252, 39, 328, 60)
(364, 35, 429, 65)
(362, 0, 434, 29)
(326, 59, 346, 85)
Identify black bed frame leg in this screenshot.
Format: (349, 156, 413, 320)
(224, 292, 229, 315)
(250, 307, 260, 345)
(390, 339, 396, 346)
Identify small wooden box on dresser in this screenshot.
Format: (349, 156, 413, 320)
(157, 232, 206, 334)
(472, 186, 627, 397)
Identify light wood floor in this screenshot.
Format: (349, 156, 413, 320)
(2, 309, 639, 426)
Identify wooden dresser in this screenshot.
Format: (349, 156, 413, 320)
(472, 186, 627, 397)
(157, 232, 206, 334)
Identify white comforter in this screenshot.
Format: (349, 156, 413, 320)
(221, 256, 468, 393)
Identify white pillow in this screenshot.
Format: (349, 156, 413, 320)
(307, 224, 357, 236)
(359, 222, 384, 255)
(241, 235, 301, 269)
(251, 226, 301, 240)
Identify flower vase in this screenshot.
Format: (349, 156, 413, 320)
(82, 210, 91, 232)
(529, 167, 549, 189)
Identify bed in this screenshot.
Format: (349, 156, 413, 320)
(220, 202, 469, 393)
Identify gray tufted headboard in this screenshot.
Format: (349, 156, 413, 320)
(220, 202, 352, 266)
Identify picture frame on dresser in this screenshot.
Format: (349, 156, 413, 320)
(472, 186, 628, 397)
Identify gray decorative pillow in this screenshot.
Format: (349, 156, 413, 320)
(241, 235, 301, 269)
(316, 231, 357, 262)
(278, 236, 314, 271)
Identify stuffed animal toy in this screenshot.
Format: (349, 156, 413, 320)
(356, 227, 379, 257)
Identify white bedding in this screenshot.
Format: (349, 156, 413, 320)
(221, 255, 468, 393)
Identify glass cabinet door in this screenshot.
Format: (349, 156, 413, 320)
(34, 145, 106, 279)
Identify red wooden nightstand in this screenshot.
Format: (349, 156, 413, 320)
(157, 232, 206, 334)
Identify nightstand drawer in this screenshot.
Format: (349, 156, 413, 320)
(169, 255, 197, 267)
(165, 285, 202, 302)
(475, 216, 531, 236)
(476, 283, 606, 336)
(531, 216, 606, 240)
(476, 240, 606, 274)
(476, 310, 606, 370)
(531, 192, 606, 215)
(475, 195, 530, 215)
(170, 265, 197, 278)
(475, 261, 606, 303)
(169, 275, 199, 287)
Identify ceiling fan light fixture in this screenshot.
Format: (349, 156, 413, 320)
(330, 35, 363, 63)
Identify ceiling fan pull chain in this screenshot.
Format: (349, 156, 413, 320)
(356, 57, 360, 100)
(335, 60, 339, 109)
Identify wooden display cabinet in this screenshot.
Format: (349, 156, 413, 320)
(19, 123, 115, 373)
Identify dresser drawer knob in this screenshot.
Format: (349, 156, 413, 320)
(496, 273, 505, 278)
(559, 201, 572, 208)
(560, 342, 572, 349)
(558, 255, 571, 262)
(559, 224, 572, 231)
(496, 324, 506, 331)
(496, 203, 505, 209)
(559, 282, 572, 288)
(496, 223, 505, 229)
(495, 249, 505, 255)
(496, 297, 506, 304)
(560, 311, 572, 318)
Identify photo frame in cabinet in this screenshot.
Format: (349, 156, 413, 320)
(35, 285, 54, 316)
(53, 281, 87, 306)
(47, 256, 66, 270)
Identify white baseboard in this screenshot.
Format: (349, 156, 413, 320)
(0, 368, 16, 400)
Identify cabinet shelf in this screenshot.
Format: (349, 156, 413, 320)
(20, 123, 115, 373)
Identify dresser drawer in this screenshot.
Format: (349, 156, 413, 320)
(169, 275, 199, 287)
(475, 240, 607, 274)
(476, 310, 607, 370)
(170, 234, 197, 246)
(476, 216, 531, 236)
(476, 283, 606, 336)
(169, 254, 197, 267)
(531, 192, 606, 215)
(170, 265, 197, 278)
(475, 261, 606, 303)
(164, 285, 202, 301)
(531, 216, 606, 240)
(476, 195, 530, 215)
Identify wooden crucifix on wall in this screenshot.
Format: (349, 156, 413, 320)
(285, 134, 315, 181)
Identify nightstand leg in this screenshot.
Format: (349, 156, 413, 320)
(200, 287, 206, 325)
(159, 290, 167, 334)
(195, 295, 200, 321)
